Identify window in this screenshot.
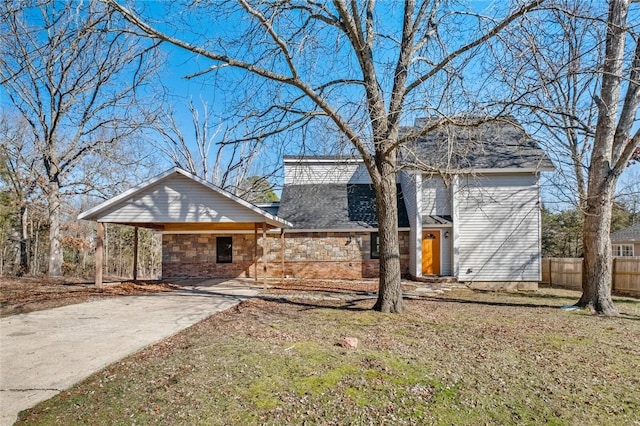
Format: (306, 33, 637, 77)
(216, 236, 233, 263)
(370, 232, 379, 259)
(613, 244, 634, 257)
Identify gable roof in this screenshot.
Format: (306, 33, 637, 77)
(78, 167, 291, 228)
(401, 118, 555, 172)
(278, 183, 410, 230)
(611, 223, 640, 242)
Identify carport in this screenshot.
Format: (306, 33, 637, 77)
(78, 167, 291, 285)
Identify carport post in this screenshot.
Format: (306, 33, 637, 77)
(281, 229, 285, 280)
(254, 224, 258, 281)
(262, 222, 267, 287)
(96, 222, 104, 287)
(132, 226, 138, 282)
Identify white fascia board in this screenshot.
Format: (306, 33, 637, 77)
(283, 157, 364, 164)
(412, 167, 553, 175)
(284, 227, 412, 233)
(464, 167, 554, 174)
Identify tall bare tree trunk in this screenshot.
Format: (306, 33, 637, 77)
(373, 155, 403, 313)
(17, 205, 29, 276)
(578, 176, 617, 314)
(575, 0, 640, 315)
(48, 183, 63, 276)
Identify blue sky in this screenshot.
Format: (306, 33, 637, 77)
(2, 0, 638, 208)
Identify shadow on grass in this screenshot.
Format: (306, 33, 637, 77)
(257, 296, 373, 312)
(417, 294, 640, 321)
(417, 295, 562, 310)
(256, 290, 640, 322)
(471, 290, 576, 301)
(511, 289, 640, 304)
(269, 287, 377, 297)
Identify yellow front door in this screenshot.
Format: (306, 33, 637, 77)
(422, 230, 441, 275)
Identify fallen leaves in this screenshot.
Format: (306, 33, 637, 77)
(0, 276, 178, 317)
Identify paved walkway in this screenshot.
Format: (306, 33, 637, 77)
(0, 279, 260, 426)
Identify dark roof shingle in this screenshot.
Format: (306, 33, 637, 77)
(401, 118, 554, 171)
(611, 223, 640, 242)
(278, 184, 410, 229)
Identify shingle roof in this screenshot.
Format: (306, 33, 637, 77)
(611, 223, 640, 242)
(400, 118, 554, 171)
(278, 184, 410, 229)
(422, 215, 452, 225)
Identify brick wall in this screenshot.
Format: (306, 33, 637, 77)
(161, 231, 410, 279)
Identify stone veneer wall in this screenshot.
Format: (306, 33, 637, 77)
(162, 234, 256, 278)
(161, 231, 410, 279)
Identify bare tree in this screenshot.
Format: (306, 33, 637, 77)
(1, 0, 161, 276)
(151, 99, 270, 195)
(107, 0, 544, 312)
(494, 0, 604, 211)
(488, 0, 639, 315)
(576, 0, 640, 315)
(0, 113, 40, 275)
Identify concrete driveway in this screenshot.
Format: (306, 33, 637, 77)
(0, 279, 260, 426)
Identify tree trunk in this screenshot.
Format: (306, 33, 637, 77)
(48, 183, 63, 276)
(372, 163, 403, 313)
(574, 0, 639, 316)
(17, 205, 29, 276)
(577, 177, 618, 315)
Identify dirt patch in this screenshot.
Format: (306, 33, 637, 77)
(0, 276, 178, 317)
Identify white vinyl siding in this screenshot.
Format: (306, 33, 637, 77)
(284, 161, 372, 185)
(421, 176, 452, 216)
(400, 171, 421, 276)
(97, 174, 267, 223)
(456, 174, 540, 281)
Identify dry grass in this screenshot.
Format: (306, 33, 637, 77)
(16, 285, 640, 425)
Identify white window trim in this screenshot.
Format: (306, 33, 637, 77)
(613, 244, 634, 257)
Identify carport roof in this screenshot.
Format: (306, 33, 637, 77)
(78, 167, 291, 229)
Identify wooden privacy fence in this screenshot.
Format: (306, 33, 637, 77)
(541, 257, 640, 296)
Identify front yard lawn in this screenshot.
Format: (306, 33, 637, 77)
(17, 287, 640, 425)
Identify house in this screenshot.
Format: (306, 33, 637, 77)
(79, 118, 553, 289)
(277, 119, 554, 288)
(611, 223, 640, 257)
